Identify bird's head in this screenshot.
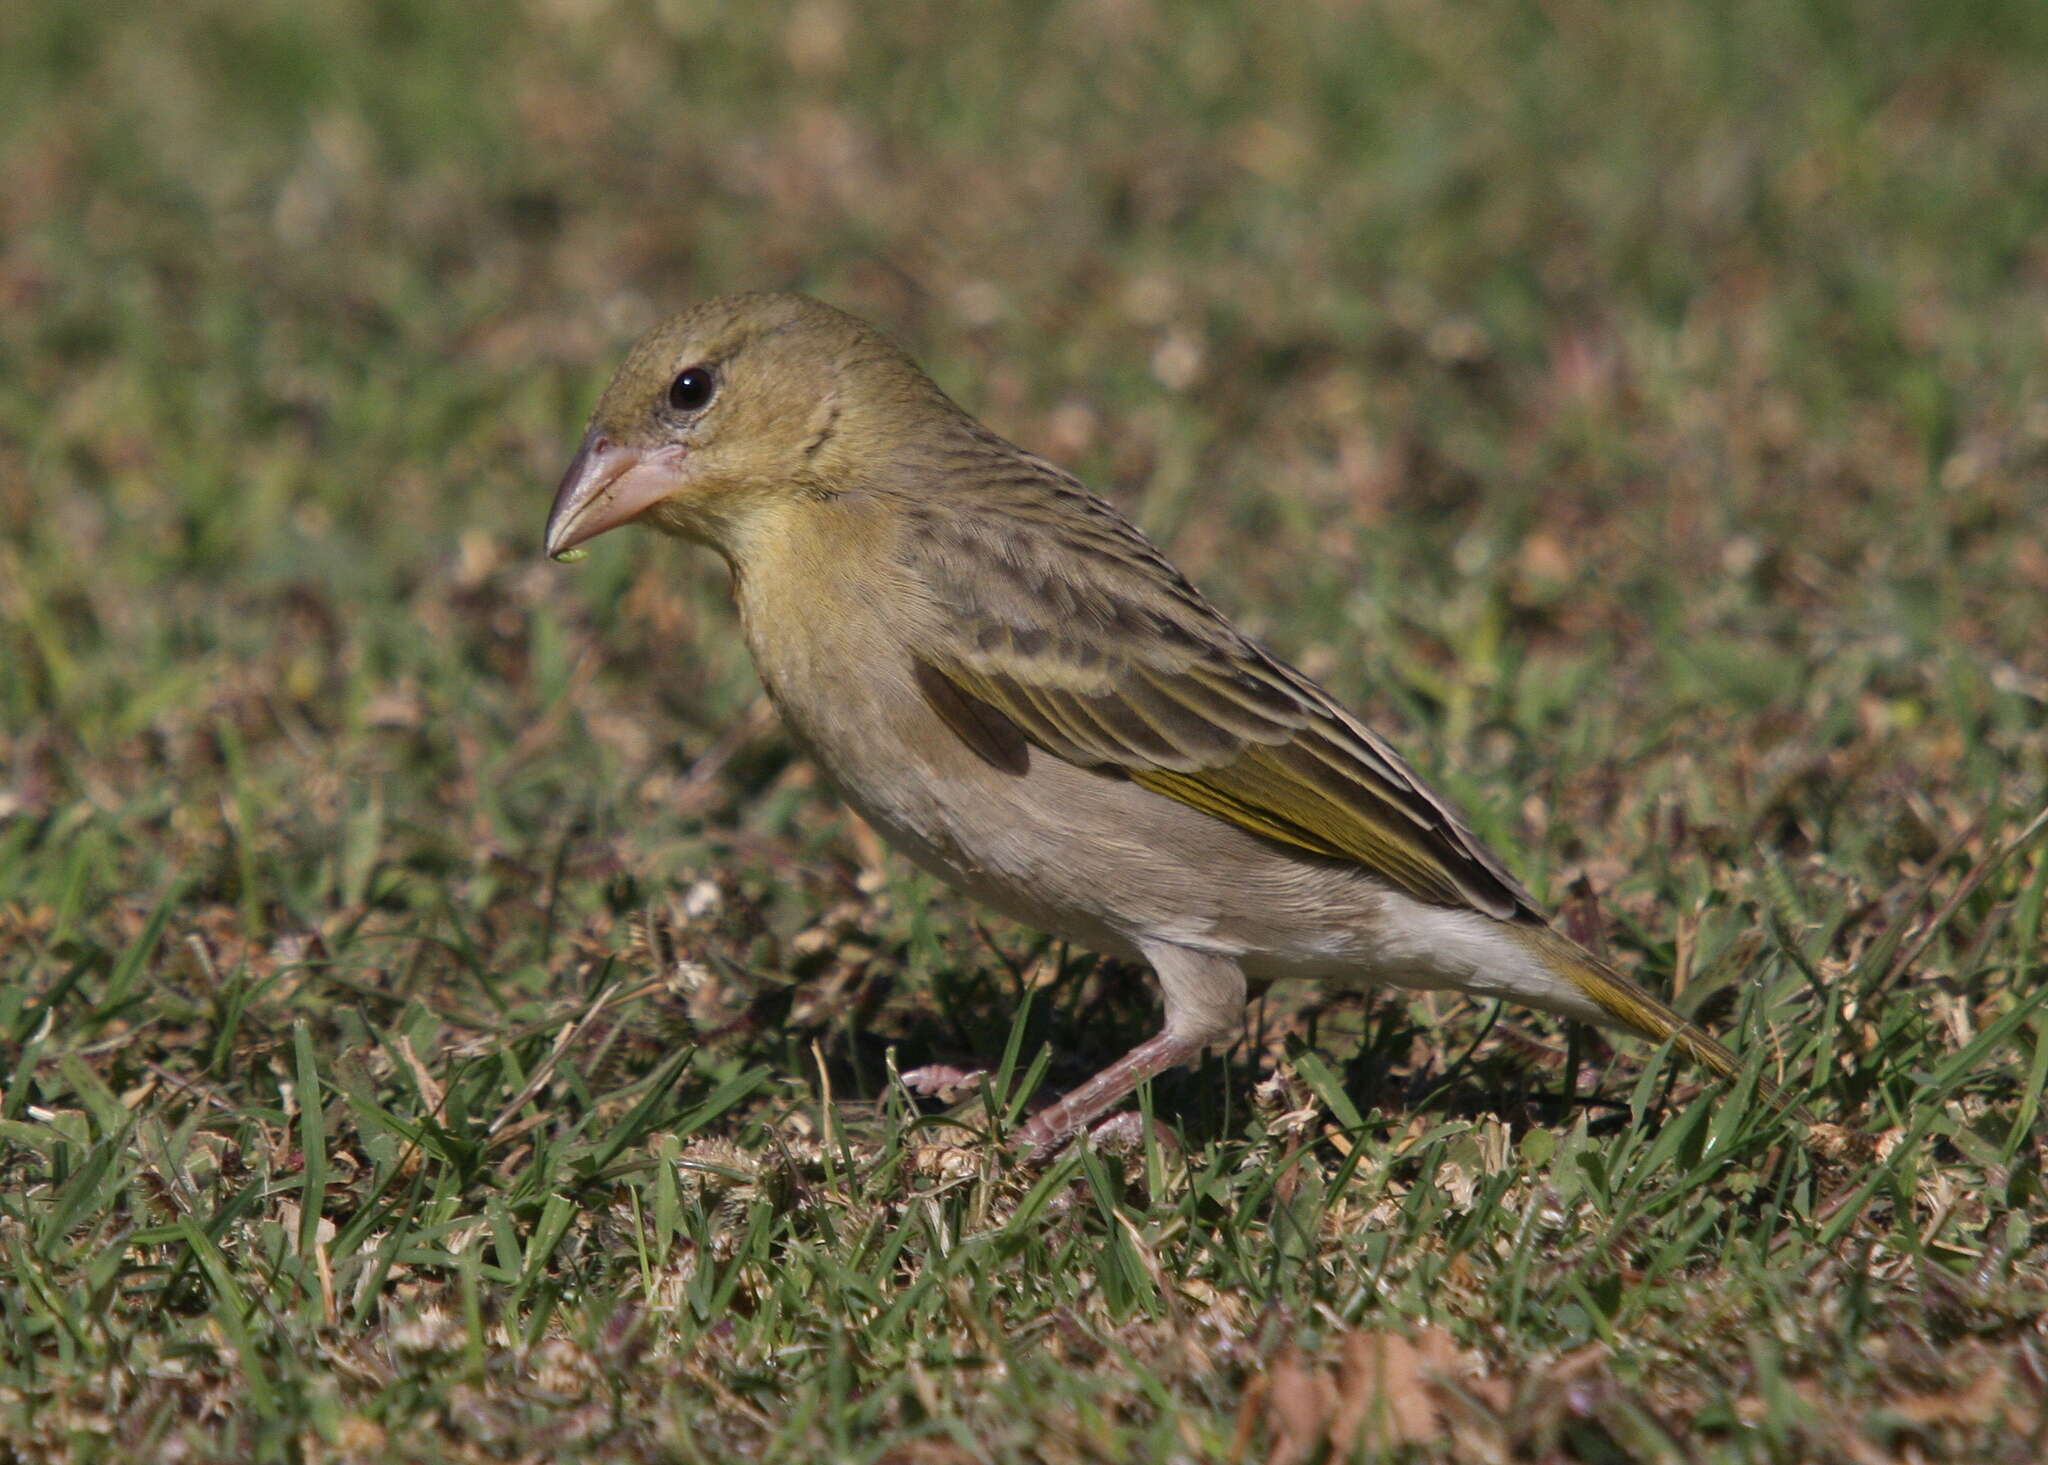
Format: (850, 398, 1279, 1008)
(544, 291, 950, 561)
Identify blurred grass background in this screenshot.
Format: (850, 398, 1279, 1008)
(3, 1, 2047, 1460)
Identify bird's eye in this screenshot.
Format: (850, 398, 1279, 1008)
(668, 365, 717, 413)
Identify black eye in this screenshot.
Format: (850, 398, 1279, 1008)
(668, 365, 717, 413)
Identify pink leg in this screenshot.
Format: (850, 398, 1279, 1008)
(1014, 1031, 1208, 1150)
(1014, 941, 1247, 1152)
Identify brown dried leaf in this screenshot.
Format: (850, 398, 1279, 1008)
(1327, 1327, 1456, 1453)
(1245, 1326, 1490, 1463)
(1262, 1345, 1327, 1465)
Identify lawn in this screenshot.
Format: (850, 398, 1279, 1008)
(3, 1, 2047, 1460)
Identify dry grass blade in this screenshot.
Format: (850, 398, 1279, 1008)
(1881, 803, 2048, 990)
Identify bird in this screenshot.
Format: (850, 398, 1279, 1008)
(545, 290, 1757, 1150)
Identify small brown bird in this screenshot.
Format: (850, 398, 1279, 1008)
(547, 291, 1751, 1148)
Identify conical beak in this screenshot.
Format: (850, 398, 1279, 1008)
(544, 435, 685, 559)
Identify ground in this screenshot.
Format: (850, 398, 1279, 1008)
(2, 1, 2047, 1460)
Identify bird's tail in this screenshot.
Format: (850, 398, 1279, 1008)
(1511, 922, 1764, 1094)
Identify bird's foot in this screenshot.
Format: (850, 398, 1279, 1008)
(897, 1063, 989, 1101)
(1013, 1107, 1180, 1162)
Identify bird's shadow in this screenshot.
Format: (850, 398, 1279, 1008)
(768, 934, 1646, 1149)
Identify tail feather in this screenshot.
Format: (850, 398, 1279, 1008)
(1512, 923, 1776, 1100)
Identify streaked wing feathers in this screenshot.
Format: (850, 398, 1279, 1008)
(897, 454, 1538, 922)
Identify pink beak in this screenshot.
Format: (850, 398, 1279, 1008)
(544, 435, 686, 559)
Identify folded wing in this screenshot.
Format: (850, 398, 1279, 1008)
(894, 454, 1540, 923)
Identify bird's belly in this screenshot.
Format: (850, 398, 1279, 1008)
(771, 672, 1379, 963)
(752, 652, 1573, 1010)
(841, 788, 1145, 961)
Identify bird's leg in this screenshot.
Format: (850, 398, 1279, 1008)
(1016, 943, 1246, 1151)
(1013, 1030, 1206, 1150)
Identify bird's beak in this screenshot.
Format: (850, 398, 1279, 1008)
(544, 435, 686, 559)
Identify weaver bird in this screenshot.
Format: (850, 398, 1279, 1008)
(546, 291, 1753, 1148)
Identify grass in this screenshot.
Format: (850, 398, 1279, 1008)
(3, 0, 2047, 1459)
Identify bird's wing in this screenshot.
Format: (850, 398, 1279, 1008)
(895, 459, 1540, 921)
